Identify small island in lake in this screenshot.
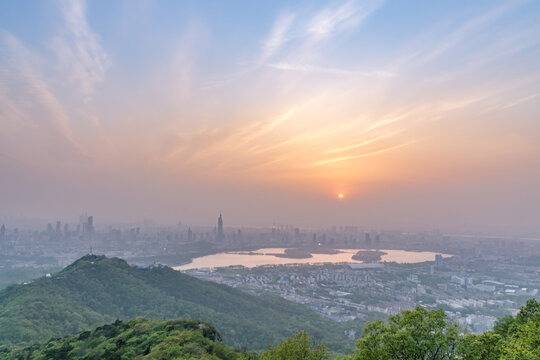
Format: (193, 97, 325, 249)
(352, 250, 387, 263)
(309, 248, 342, 255)
(271, 248, 313, 259)
(237, 251, 262, 256)
(269, 248, 343, 259)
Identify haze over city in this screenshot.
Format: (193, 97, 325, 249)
(1, 0, 539, 233)
(3, 2, 540, 359)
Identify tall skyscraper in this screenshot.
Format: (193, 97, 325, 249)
(217, 213, 224, 242)
(435, 254, 443, 267)
(87, 216, 94, 234)
(365, 233, 372, 247)
(0, 224, 5, 241)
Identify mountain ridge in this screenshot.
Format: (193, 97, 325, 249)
(0, 254, 355, 352)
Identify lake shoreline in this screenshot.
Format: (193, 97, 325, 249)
(175, 248, 450, 270)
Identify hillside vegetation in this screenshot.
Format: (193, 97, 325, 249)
(0, 255, 354, 352)
(344, 298, 540, 360)
(2, 318, 242, 360)
(3, 299, 540, 359)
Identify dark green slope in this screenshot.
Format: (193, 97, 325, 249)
(0, 255, 354, 352)
(3, 318, 242, 360)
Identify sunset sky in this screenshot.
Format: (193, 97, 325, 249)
(1, 0, 539, 231)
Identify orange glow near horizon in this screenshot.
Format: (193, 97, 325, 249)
(1, 0, 539, 227)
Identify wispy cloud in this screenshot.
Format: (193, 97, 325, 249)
(435, 95, 488, 113)
(313, 141, 415, 166)
(257, 12, 295, 65)
(324, 131, 400, 154)
(268, 62, 394, 77)
(53, 0, 110, 99)
(498, 93, 540, 110)
(166, 106, 297, 166)
(237, 106, 297, 144)
(420, 2, 525, 65)
(0, 31, 86, 157)
(255, 0, 385, 80)
(361, 112, 412, 134)
(307, 0, 383, 41)
(246, 136, 301, 156)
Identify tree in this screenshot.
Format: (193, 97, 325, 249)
(501, 319, 540, 360)
(457, 332, 503, 360)
(457, 298, 540, 360)
(259, 331, 329, 360)
(514, 299, 540, 326)
(499, 299, 540, 360)
(350, 306, 459, 360)
(492, 315, 516, 338)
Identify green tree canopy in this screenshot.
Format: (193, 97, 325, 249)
(457, 332, 503, 360)
(499, 299, 540, 360)
(456, 298, 540, 360)
(258, 331, 329, 360)
(349, 306, 459, 360)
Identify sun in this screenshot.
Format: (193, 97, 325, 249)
(338, 193, 344, 199)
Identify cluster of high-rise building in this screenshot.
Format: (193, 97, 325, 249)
(186, 213, 225, 242)
(41, 215, 95, 238)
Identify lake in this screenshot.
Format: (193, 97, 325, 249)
(175, 248, 450, 270)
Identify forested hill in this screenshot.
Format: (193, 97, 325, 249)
(0, 255, 354, 352)
(5, 300, 540, 360)
(2, 318, 244, 360)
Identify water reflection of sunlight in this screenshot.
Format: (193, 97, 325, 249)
(175, 248, 451, 270)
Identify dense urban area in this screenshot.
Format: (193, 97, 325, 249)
(1, 214, 540, 336)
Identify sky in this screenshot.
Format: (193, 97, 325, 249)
(1, 0, 539, 232)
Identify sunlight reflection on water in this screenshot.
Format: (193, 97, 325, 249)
(175, 248, 450, 270)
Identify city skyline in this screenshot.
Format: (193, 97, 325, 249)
(1, 0, 540, 232)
